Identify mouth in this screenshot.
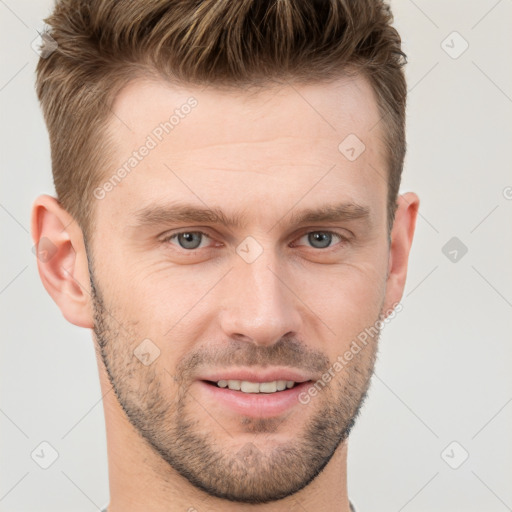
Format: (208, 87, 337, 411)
(197, 378, 314, 418)
(202, 379, 302, 393)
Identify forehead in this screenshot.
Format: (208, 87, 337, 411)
(98, 75, 387, 228)
(109, 74, 382, 149)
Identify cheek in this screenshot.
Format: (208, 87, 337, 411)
(304, 259, 388, 342)
(99, 263, 221, 351)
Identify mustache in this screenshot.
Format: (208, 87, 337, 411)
(175, 335, 331, 383)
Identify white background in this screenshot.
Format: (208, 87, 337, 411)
(1, 1, 511, 511)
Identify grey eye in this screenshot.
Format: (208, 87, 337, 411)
(307, 232, 334, 249)
(176, 232, 204, 249)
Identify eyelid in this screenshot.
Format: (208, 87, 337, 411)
(160, 228, 351, 251)
(291, 230, 350, 249)
(160, 229, 215, 247)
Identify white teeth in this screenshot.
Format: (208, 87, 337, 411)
(276, 380, 287, 391)
(215, 379, 297, 393)
(227, 379, 241, 390)
(259, 381, 277, 393)
(240, 381, 260, 393)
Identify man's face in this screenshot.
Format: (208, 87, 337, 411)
(88, 76, 393, 503)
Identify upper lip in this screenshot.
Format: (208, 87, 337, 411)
(198, 368, 314, 384)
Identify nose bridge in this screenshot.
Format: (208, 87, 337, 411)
(218, 242, 302, 345)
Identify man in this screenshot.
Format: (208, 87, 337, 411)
(31, 0, 418, 510)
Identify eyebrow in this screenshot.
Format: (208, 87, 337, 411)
(131, 201, 371, 231)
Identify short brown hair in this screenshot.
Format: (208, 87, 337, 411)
(36, 0, 407, 238)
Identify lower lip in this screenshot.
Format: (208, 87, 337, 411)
(197, 380, 312, 418)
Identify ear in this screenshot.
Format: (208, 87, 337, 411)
(382, 192, 420, 315)
(31, 194, 94, 328)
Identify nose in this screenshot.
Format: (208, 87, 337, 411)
(218, 249, 303, 347)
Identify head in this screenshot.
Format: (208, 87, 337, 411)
(32, 0, 418, 505)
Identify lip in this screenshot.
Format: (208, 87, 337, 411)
(196, 380, 313, 418)
(197, 368, 314, 384)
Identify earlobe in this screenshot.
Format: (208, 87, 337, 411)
(31, 195, 94, 328)
(383, 191, 420, 314)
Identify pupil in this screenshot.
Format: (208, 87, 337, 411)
(309, 232, 331, 248)
(179, 232, 201, 249)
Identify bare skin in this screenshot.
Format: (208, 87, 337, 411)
(32, 74, 419, 512)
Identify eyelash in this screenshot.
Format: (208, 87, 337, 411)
(160, 230, 349, 251)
